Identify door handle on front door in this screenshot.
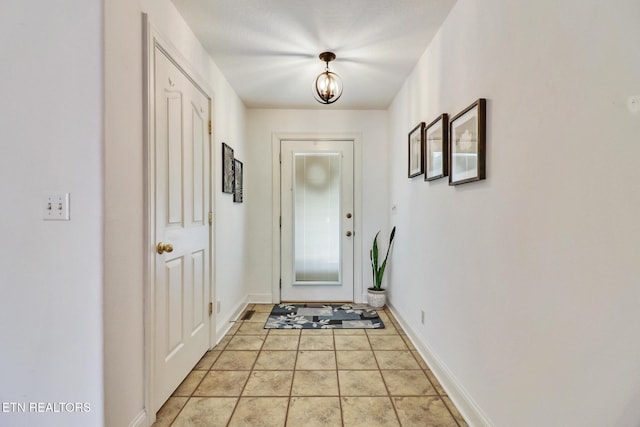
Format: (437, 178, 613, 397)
(346, 231, 353, 237)
(157, 242, 174, 254)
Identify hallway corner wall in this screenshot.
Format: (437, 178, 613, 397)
(245, 109, 390, 304)
(387, 0, 640, 425)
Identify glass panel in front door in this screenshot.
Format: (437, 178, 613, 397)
(293, 153, 341, 284)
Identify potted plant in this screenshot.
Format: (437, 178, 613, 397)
(367, 226, 396, 308)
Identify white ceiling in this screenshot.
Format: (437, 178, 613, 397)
(170, 0, 457, 109)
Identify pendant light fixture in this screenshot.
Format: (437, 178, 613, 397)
(313, 51, 343, 104)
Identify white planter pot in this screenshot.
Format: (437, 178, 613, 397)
(367, 288, 387, 308)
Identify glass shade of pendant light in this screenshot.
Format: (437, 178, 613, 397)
(313, 51, 343, 104)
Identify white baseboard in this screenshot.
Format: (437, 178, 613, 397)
(128, 409, 147, 427)
(247, 293, 273, 304)
(387, 303, 494, 427)
(215, 296, 249, 343)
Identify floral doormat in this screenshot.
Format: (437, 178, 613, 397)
(264, 304, 385, 329)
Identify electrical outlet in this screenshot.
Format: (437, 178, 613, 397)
(43, 193, 70, 221)
(421, 310, 425, 325)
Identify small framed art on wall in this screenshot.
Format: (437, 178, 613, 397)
(449, 99, 486, 185)
(408, 122, 425, 178)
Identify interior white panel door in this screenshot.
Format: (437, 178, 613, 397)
(153, 46, 210, 411)
(281, 140, 354, 301)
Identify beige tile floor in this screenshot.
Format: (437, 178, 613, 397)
(152, 304, 468, 427)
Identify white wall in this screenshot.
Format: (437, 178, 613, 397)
(387, 0, 640, 426)
(245, 109, 389, 302)
(105, 1, 247, 426)
(0, 1, 104, 427)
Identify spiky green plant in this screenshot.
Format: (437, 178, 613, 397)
(369, 226, 396, 291)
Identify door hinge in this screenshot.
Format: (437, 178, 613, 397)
(279, 278, 282, 289)
(209, 302, 213, 316)
(208, 120, 212, 135)
(279, 152, 282, 164)
(208, 211, 213, 225)
(279, 216, 282, 228)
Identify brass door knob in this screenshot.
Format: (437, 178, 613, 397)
(157, 242, 174, 254)
(346, 231, 353, 237)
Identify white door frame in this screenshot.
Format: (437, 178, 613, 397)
(271, 132, 363, 304)
(143, 15, 216, 422)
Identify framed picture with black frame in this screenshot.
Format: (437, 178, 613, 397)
(233, 159, 243, 203)
(408, 122, 425, 178)
(449, 99, 486, 185)
(222, 142, 234, 193)
(424, 113, 449, 181)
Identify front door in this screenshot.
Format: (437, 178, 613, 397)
(153, 46, 211, 411)
(280, 140, 354, 301)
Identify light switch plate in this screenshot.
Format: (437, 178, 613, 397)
(43, 193, 70, 221)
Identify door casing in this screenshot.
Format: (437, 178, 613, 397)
(272, 133, 363, 304)
(143, 15, 216, 422)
